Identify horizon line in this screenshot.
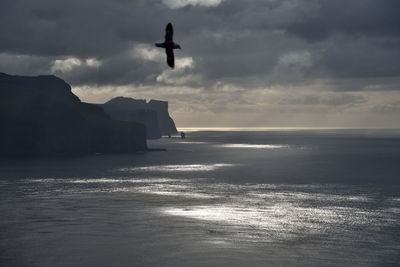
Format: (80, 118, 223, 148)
(177, 127, 400, 132)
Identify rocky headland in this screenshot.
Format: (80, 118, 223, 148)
(0, 73, 147, 156)
(100, 97, 178, 139)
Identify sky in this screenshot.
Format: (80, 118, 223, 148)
(1, 0, 400, 128)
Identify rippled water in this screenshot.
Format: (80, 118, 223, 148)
(1, 130, 400, 266)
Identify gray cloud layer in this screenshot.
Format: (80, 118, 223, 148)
(1, 0, 400, 126)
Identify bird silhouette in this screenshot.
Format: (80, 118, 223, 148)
(155, 23, 181, 68)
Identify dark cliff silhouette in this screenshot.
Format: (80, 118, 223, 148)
(100, 99, 161, 139)
(0, 73, 147, 156)
(155, 23, 181, 68)
(101, 97, 178, 138)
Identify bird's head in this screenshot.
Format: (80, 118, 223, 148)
(177, 45, 181, 49)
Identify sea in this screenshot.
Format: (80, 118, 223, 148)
(0, 129, 399, 266)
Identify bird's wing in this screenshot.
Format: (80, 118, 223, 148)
(166, 48, 174, 68)
(165, 23, 173, 42)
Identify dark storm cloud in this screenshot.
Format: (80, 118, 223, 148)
(285, 0, 400, 41)
(315, 36, 400, 79)
(0, 53, 52, 75)
(0, 0, 165, 57)
(0, 0, 399, 90)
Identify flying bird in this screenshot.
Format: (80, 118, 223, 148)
(155, 23, 181, 68)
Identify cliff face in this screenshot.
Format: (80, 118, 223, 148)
(101, 97, 178, 138)
(147, 100, 178, 136)
(101, 106, 161, 139)
(0, 73, 147, 156)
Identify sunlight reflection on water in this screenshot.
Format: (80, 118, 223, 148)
(30, 178, 188, 184)
(2, 171, 399, 266)
(24, 176, 398, 244)
(162, 203, 387, 241)
(118, 163, 234, 172)
(216, 144, 289, 149)
(176, 141, 208, 144)
(2, 130, 400, 266)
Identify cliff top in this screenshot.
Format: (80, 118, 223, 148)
(104, 97, 168, 111)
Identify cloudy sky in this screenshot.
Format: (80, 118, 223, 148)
(1, 0, 400, 127)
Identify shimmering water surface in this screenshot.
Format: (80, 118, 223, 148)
(1, 129, 400, 266)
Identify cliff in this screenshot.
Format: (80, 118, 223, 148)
(0, 73, 147, 156)
(101, 102, 161, 139)
(148, 100, 178, 136)
(101, 97, 178, 138)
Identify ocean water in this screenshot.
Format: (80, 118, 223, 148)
(0, 129, 399, 266)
